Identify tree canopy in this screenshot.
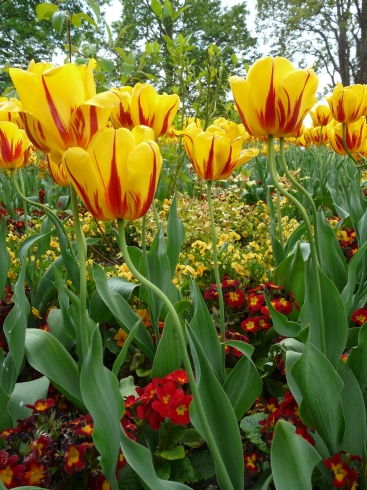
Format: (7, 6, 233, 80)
(256, 0, 367, 87)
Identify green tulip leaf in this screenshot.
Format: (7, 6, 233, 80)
(271, 420, 321, 490)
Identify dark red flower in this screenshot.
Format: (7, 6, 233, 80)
(241, 317, 259, 333)
(247, 293, 265, 312)
(25, 398, 56, 413)
(224, 289, 245, 308)
(351, 308, 367, 325)
(64, 444, 87, 475)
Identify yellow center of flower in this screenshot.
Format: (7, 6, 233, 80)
(357, 315, 366, 323)
(66, 446, 80, 465)
(0, 466, 13, 485)
(176, 404, 188, 415)
(162, 395, 171, 404)
(26, 464, 44, 485)
(250, 297, 258, 305)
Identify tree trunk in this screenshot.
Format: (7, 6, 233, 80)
(337, 0, 351, 85)
(356, 0, 367, 83)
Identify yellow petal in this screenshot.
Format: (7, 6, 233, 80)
(63, 147, 114, 221)
(130, 83, 159, 128)
(131, 125, 156, 144)
(27, 60, 54, 75)
(0, 121, 30, 169)
(110, 88, 133, 129)
(78, 59, 97, 100)
(152, 93, 180, 137)
(47, 153, 69, 186)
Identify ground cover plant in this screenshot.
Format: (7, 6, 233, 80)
(1, 2, 367, 489)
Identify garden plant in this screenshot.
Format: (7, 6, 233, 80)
(0, 1, 367, 489)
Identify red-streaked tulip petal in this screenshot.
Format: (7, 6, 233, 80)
(78, 59, 97, 100)
(152, 93, 180, 137)
(131, 83, 160, 128)
(131, 125, 155, 144)
(0, 121, 30, 169)
(47, 154, 69, 186)
(63, 147, 114, 221)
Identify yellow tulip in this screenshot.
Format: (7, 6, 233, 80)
(8, 61, 118, 156)
(182, 122, 259, 181)
(229, 56, 318, 137)
(110, 87, 134, 130)
(47, 154, 69, 187)
(211, 117, 245, 142)
(62, 126, 162, 221)
(310, 103, 333, 127)
(325, 83, 367, 123)
(327, 116, 367, 156)
(0, 121, 31, 169)
(308, 125, 328, 146)
(0, 97, 24, 129)
(130, 83, 180, 137)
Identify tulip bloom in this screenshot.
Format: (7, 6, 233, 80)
(327, 117, 367, 156)
(47, 154, 69, 187)
(0, 97, 24, 128)
(130, 83, 180, 137)
(0, 121, 31, 169)
(8, 60, 118, 160)
(110, 87, 134, 130)
(310, 103, 333, 127)
(325, 83, 367, 123)
(62, 126, 162, 221)
(308, 125, 329, 146)
(229, 56, 318, 137)
(182, 122, 259, 181)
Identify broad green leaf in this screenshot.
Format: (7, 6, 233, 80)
(167, 194, 185, 278)
(347, 321, 367, 389)
(81, 327, 124, 490)
(90, 276, 139, 324)
(292, 343, 345, 454)
(47, 308, 75, 350)
(240, 412, 269, 453)
(119, 376, 139, 398)
(0, 216, 10, 297)
(190, 450, 215, 482)
(187, 326, 244, 490)
(113, 318, 143, 377)
(316, 210, 347, 292)
(52, 10, 67, 34)
(189, 279, 224, 381)
(1, 260, 29, 394)
(0, 385, 11, 431)
(223, 340, 254, 358)
(86, 0, 101, 21)
(267, 188, 285, 265)
(301, 258, 348, 367)
(223, 355, 262, 420)
(274, 242, 305, 306)
(33, 256, 63, 311)
(92, 263, 155, 360)
(24, 329, 85, 412)
(283, 222, 307, 257)
(151, 310, 183, 378)
(53, 268, 76, 341)
(71, 11, 98, 28)
(155, 446, 185, 460)
(337, 359, 366, 456)
(8, 377, 49, 426)
(341, 240, 367, 317)
(151, 0, 163, 17)
(36, 2, 58, 20)
(264, 293, 301, 337)
(271, 420, 321, 490)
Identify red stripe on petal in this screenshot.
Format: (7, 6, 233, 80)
(42, 76, 70, 145)
(258, 59, 276, 132)
(283, 71, 311, 135)
(0, 129, 23, 165)
(138, 142, 157, 218)
(106, 131, 122, 217)
(158, 101, 177, 136)
(204, 137, 215, 180)
(89, 105, 98, 139)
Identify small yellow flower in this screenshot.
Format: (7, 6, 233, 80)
(114, 328, 129, 347)
(32, 307, 42, 319)
(136, 309, 151, 327)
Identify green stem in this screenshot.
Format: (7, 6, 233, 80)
(207, 181, 226, 373)
(18, 170, 29, 238)
(268, 136, 326, 355)
(279, 138, 321, 265)
(70, 185, 89, 363)
(117, 218, 234, 490)
(141, 215, 159, 346)
(276, 191, 284, 248)
(10, 170, 77, 262)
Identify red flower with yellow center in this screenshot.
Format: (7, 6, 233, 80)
(241, 317, 259, 333)
(64, 444, 87, 476)
(351, 307, 367, 325)
(25, 398, 56, 413)
(258, 316, 271, 330)
(244, 452, 261, 473)
(324, 454, 351, 488)
(21, 461, 48, 486)
(224, 289, 245, 308)
(168, 395, 192, 425)
(164, 369, 189, 385)
(0, 452, 24, 489)
(247, 293, 265, 312)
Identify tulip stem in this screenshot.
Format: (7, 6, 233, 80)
(207, 181, 226, 372)
(151, 199, 160, 229)
(117, 218, 234, 490)
(18, 170, 29, 238)
(267, 136, 326, 355)
(70, 184, 89, 364)
(279, 138, 321, 265)
(141, 214, 159, 346)
(10, 170, 77, 263)
(276, 191, 284, 249)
